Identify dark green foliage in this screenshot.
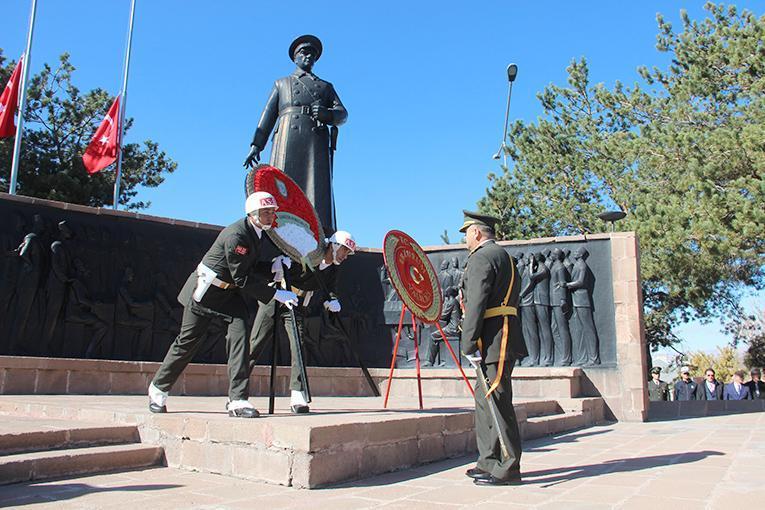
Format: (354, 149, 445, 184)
(0, 52, 176, 210)
(479, 3, 765, 348)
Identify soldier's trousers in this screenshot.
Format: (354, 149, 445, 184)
(248, 299, 306, 392)
(152, 302, 250, 401)
(571, 306, 600, 365)
(475, 358, 522, 479)
(519, 306, 539, 366)
(550, 306, 572, 366)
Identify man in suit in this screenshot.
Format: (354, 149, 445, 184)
(248, 231, 356, 414)
(723, 370, 752, 400)
(565, 247, 600, 365)
(459, 211, 527, 486)
(673, 366, 697, 401)
(529, 252, 554, 366)
(647, 366, 669, 401)
(243, 35, 348, 232)
(744, 368, 765, 399)
(696, 368, 724, 400)
(148, 192, 298, 418)
(549, 248, 572, 366)
(518, 254, 539, 366)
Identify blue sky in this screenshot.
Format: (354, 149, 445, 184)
(2, 0, 763, 351)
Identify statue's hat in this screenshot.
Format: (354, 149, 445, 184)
(289, 35, 323, 61)
(459, 210, 500, 233)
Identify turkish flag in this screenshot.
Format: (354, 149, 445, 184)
(0, 56, 23, 138)
(82, 95, 121, 174)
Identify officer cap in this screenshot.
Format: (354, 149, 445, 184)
(650, 366, 662, 374)
(680, 366, 690, 374)
(289, 35, 323, 61)
(459, 210, 500, 233)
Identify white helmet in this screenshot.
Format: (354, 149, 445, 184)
(328, 230, 356, 254)
(245, 191, 278, 215)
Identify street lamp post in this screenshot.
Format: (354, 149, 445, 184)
(492, 63, 518, 166)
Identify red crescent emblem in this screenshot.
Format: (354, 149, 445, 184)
(383, 230, 442, 324)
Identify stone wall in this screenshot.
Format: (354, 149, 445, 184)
(0, 194, 648, 420)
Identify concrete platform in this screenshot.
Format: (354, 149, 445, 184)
(2, 412, 763, 509)
(0, 394, 606, 488)
(0, 356, 584, 400)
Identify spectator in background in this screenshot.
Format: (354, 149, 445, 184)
(723, 370, 752, 400)
(674, 366, 697, 401)
(744, 368, 765, 400)
(696, 368, 724, 400)
(647, 366, 669, 401)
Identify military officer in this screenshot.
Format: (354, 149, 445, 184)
(148, 192, 299, 418)
(674, 366, 697, 401)
(459, 211, 527, 486)
(243, 35, 348, 232)
(249, 230, 357, 414)
(647, 366, 669, 401)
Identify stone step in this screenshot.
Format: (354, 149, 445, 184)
(0, 394, 605, 488)
(0, 425, 140, 456)
(0, 443, 164, 485)
(524, 411, 587, 440)
(522, 399, 564, 418)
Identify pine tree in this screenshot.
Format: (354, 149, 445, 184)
(479, 3, 765, 348)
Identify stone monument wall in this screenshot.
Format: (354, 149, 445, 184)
(0, 194, 647, 420)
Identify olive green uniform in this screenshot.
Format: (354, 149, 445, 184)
(461, 240, 528, 480)
(152, 218, 277, 401)
(249, 263, 338, 391)
(648, 379, 669, 401)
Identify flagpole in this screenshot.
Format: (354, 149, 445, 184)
(113, 0, 137, 210)
(8, 0, 38, 195)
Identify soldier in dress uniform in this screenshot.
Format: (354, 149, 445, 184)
(148, 192, 299, 418)
(647, 366, 669, 401)
(249, 231, 357, 414)
(459, 211, 526, 486)
(745, 368, 765, 400)
(673, 366, 697, 401)
(244, 35, 348, 232)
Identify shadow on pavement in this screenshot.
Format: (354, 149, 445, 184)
(326, 427, 618, 489)
(0, 482, 183, 508)
(524, 450, 725, 487)
(524, 427, 613, 453)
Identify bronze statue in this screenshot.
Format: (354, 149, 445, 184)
(550, 248, 572, 365)
(529, 252, 554, 366)
(68, 259, 109, 359)
(43, 221, 76, 354)
(8, 214, 45, 353)
(437, 260, 454, 298)
(518, 254, 539, 366)
(115, 266, 154, 360)
(565, 247, 601, 365)
(243, 35, 348, 232)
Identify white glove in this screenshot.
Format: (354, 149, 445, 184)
(271, 255, 291, 271)
(271, 255, 291, 282)
(274, 289, 298, 309)
(323, 299, 341, 313)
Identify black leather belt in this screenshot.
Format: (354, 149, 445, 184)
(280, 105, 312, 116)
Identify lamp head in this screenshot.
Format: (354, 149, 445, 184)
(507, 63, 518, 83)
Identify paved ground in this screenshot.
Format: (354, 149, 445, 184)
(1, 411, 763, 510)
